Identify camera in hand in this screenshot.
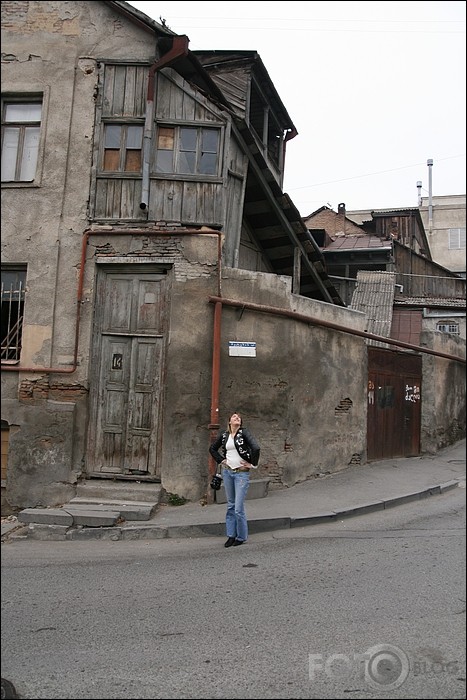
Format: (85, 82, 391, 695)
(210, 473, 223, 490)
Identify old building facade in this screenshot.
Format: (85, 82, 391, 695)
(1, 1, 465, 513)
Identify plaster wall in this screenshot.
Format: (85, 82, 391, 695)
(420, 330, 466, 452)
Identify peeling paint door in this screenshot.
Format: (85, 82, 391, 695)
(87, 269, 168, 476)
(367, 348, 422, 460)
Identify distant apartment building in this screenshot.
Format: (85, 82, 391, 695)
(347, 194, 466, 277)
(418, 195, 466, 277)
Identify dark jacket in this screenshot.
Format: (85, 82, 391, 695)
(209, 427, 260, 467)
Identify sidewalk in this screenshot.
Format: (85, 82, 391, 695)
(2, 438, 465, 542)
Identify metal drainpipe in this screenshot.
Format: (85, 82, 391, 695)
(207, 299, 223, 504)
(427, 158, 433, 234)
(208, 296, 466, 365)
(140, 36, 189, 211)
(1, 226, 222, 374)
(1, 223, 223, 504)
(2, 224, 223, 503)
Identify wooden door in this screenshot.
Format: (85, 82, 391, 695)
(367, 348, 422, 461)
(87, 269, 168, 476)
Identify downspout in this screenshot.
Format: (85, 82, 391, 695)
(2, 223, 224, 501)
(1, 226, 222, 374)
(208, 296, 466, 365)
(207, 299, 223, 504)
(427, 158, 433, 234)
(140, 35, 189, 211)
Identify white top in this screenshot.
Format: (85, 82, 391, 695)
(224, 434, 257, 469)
(225, 434, 243, 468)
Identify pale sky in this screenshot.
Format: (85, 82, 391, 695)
(127, 1, 466, 215)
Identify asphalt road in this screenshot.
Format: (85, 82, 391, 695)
(1, 485, 465, 699)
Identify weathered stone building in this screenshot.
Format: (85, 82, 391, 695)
(1, 1, 465, 513)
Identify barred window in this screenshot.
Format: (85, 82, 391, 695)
(1, 99, 42, 182)
(1, 268, 26, 362)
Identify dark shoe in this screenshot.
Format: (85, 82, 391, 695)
(224, 537, 236, 548)
(233, 539, 245, 546)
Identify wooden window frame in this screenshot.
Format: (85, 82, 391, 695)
(1, 97, 43, 183)
(154, 124, 221, 177)
(101, 122, 144, 174)
(436, 321, 460, 335)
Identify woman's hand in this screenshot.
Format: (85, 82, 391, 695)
(240, 460, 251, 469)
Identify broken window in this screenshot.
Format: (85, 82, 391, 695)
(155, 125, 220, 176)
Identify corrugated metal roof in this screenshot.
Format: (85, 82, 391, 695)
(350, 271, 396, 346)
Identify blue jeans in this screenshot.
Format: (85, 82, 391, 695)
(222, 468, 250, 542)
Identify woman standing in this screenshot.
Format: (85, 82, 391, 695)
(209, 412, 261, 547)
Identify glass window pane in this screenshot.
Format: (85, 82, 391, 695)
(180, 127, 196, 151)
(127, 126, 143, 149)
(199, 153, 217, 175)
(1, 127, 19, 181)
(1, 270, 26, 300)
(202, 128, 219, 153)
(155, 150, 173, 173)
(178, 151, 196, 174)
(5, 103, 42, 122)
(20, 127, 40, 180)
(104, 125, 121, 148)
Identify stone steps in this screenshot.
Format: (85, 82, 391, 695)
(18, 507, 121, 528)
(16, 478, 270, 531)
(75, 480, 162, 503)
(67, 497, 158, 521)
(18, 487, 162, 528)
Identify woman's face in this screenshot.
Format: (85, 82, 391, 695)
(230, 413, 242, 428)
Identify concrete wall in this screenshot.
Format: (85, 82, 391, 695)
(420, 330, 466, 452)
(158, 263, 369, 502)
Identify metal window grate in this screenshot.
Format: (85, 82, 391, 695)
(1, 278, 25, 362)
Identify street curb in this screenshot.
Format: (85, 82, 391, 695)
(4, 478, 464, 543)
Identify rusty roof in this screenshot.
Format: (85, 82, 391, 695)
(324, 235, 391, 251)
